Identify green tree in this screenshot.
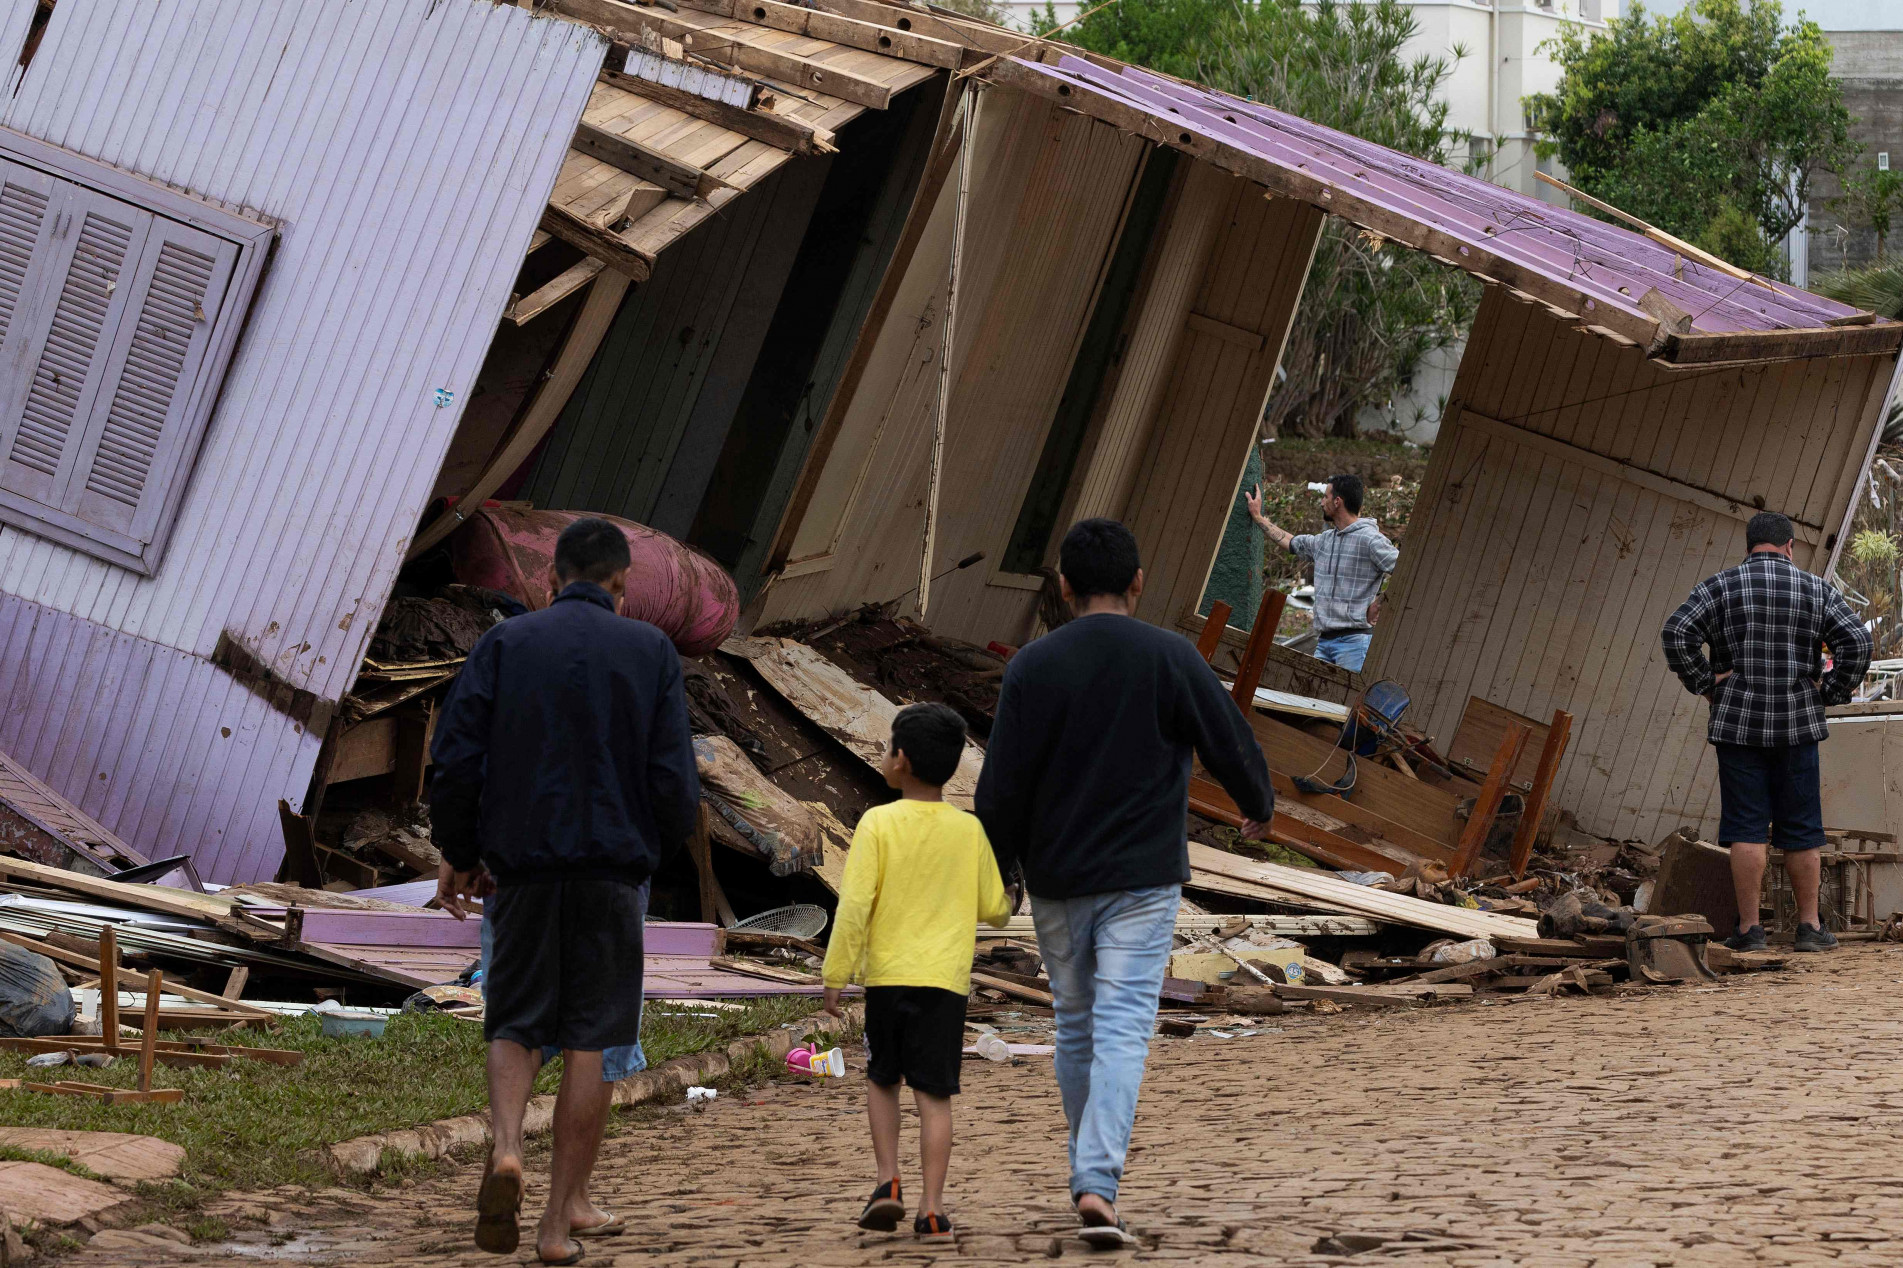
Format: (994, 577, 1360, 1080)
(1525, 0, 1854, 276)
(1052, 0, 1479, 437)
(1029, 0, 1221, 77)
(1829, 162, 1903, 263)
(1200, 0, 1479, 438)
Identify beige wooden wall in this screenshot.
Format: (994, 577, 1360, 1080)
(762, 87, 1323, 647)
(762, 86, 1147, 637)
(1365, 288, 1894, 843)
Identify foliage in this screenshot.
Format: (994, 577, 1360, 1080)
(0, 996, 819, 1196)
(1029, 0, 1220, 76)
(1203, 0, 1479, 437)
(1525, 0, 1854, 276)
(938, 0, 1014, 27)
(1850, 528, 1899, 571)
(1812, 262, 1903, 322)
(1829, 162, 1903, 263)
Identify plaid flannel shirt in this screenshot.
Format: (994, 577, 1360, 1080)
(1661, 552, 1871, 747)
(1288, 518, 1399, 635)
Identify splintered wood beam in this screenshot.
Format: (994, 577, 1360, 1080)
(553, 0, 898, 109)
(540, 204, 656, 281)
(1230, 588, 1288, 711)
(598, 69, 835, 154)
(1509, 709, 1572, 878)
(506, 258, 606, 327)
(1451, 722, 1531, 879)
(679, 0, 964, 68)
(1188, 776, 1407, 875)
(1195, 600, 1232, 662)
(573, 121, 724, 201)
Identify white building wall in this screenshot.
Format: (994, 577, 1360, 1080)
(0, 0, 603, 880)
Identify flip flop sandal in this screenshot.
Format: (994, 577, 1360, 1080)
(573, 1214, 627, 1239)
(858, 1179, 905, 1232)
(1077, 1216, 1138, 1250)
(473, 1164, 523, 1255)
(538, 1239, 585, 1266)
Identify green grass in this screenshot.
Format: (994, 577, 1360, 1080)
(0, 996, 820, 1195)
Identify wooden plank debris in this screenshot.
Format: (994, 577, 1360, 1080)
(598, 68, 836, 154)
(724, 636, 985, 808)
(0, 855, 282, 941)
(1185, 842, 1540, 941)
(1510, 709, 1573, 877)
(1449, 721, 1531, 878)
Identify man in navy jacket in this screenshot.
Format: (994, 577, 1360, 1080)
(432, 517, 699, 1264)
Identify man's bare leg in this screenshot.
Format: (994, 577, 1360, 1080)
(1785, 846, 1822, 928)
(486, 1040, 539, 1182)
(537, 1049, 613, 1262)
(476, 1041, 540, 1251)
(1730, 841, 1768, 933)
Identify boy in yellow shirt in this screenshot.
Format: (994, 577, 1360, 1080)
(823, 702, 1014, 1242)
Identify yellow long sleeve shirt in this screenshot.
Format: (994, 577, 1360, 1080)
(820, 798, 1014, 994)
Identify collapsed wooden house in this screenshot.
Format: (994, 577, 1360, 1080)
(0, 0, 1889, 883)
(751, 57, 1902, 848)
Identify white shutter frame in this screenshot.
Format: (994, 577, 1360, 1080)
(0, 127, 273, 574)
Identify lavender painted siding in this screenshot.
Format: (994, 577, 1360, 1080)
(0, 0, 604, 881)
(1020, 57, 1868, 338)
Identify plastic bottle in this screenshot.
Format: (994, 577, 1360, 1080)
(786, 1044, 847, 1077)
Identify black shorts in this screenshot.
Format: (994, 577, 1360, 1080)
(863, 986, 966, 1098)
(1715, 742, 1826, 852)
(484, 878, 645, 1051)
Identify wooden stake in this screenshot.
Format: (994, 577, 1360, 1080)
(98, 926, 118, 1053)
(916, 82, 978, 620)
(1451, 722, 1531, 878)
(221, 966, 251, 1003)
(139, 970, 162, 1093)
(1195, 601, 1233, 662)
(1509, 709, 1573, 878)
(1230, 588, 1289, 712)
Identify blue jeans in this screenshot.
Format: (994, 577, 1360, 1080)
(1031, 884, 1180, 1204)
(1315, 630, 1372, 672)
(478, 884, 648, 1081)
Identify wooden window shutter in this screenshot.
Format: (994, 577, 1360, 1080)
(64, 219, 239, 540)
(0, 133, 270, 575)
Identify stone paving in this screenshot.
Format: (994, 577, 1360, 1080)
(61, 943, 1903, 1266)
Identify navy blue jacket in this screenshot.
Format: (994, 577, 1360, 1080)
(975, 613, 1274, 899)
(430, 583, 700, 887)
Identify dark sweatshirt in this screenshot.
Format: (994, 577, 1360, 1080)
(974, 613, 1275, 899)
(430, 582, 700, 887)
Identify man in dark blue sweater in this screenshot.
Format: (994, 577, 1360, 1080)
(976, 518, 1274, 1247)
(432, 518, 699, 1265)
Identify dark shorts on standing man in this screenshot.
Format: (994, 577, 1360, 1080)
(484, 877, 646, 1051)
(1714, 742, 1826, 852)
(863, 986, 966, 1098)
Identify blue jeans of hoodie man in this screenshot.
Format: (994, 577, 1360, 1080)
(976, 520, 1274, 1243)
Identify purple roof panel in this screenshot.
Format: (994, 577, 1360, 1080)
(1015, 56, 1871, 339)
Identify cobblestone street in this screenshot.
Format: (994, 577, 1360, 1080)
(69, 944, 1903, 1266)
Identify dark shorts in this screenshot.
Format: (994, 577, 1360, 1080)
(1715, 742, 1826, 852)
(864, 986, 966, 1098)
(484, 878, 645, 1051)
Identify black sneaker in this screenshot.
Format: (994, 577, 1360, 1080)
(1794, 923, 1839, 953)
(1724, 924, 1769, 951)
(914, 1211, 954, 1242)
(858, 1180, 904, 1232)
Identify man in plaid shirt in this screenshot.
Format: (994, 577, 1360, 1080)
(1662, 511, 1871, 953)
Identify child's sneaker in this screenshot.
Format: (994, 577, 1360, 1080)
(914, 1211, 955, 1242)
(858, 1180, 904, 1232)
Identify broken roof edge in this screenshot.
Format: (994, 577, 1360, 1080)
(982, 55, 1898, 367)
